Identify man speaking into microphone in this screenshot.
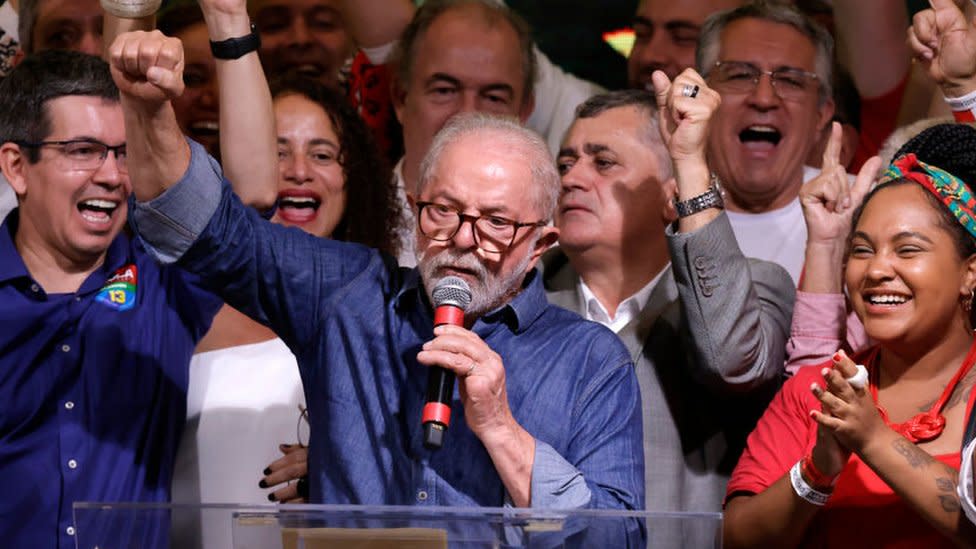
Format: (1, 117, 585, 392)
(113, 29, 643, 527)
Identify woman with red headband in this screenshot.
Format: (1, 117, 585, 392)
(723, 123, 976, 548)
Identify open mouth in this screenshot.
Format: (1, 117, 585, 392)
(188, 120, 219, 138)
(865, 293, 910, 306)
(277, 195, 321, 223)
(78, 198, 119, 224)
(864, 293, 912, 307)
(276, 60, 327, 80)
(739, 125, 782, 147)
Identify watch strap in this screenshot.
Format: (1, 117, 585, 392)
(209, 23, 261, 60)
(675, 185, 724, 218)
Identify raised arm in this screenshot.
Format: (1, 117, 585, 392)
(786, 126, 878, 371)
(105, 0, 277, 209)
(109, 30, 190, 200)
(833, 0, 911, 99)
(112, 31, 378, 351)
(199, 0, 277, 209)
(652, 69, 794, 391)
(909, 0, 976, 110)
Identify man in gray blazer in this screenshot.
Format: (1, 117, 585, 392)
(547, 73, 795, 546)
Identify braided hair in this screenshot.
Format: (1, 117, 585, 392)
(852, 123, 976, 261)
(893, 123, 976, 185)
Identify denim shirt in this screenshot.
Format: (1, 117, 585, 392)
(131, 141, 644, 516)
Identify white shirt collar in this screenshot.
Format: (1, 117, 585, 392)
(577, 264, 669, 333)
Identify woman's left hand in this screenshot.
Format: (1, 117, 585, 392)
(810, 350, 889, 454)
(261, 443, 309, 503)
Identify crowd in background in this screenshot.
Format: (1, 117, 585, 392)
(2, 0, 976, 547)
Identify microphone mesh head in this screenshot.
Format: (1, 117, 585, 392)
(432, 276, 472, 310)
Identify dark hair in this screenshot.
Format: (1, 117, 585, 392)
(157, 0, 205, 37)
(573, 90, 671, 179)
(0, 50, 119, 163)
(852, 124, 976, 261)
(697, 0, 834, 104)
(575, 89, 656, 120)
(270, 73, 401, 256)
(831, 65, 861, 132)
(390, 0, 537, 109)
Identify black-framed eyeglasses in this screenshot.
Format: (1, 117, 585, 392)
(416, 201, 547, 254)
(15, 139, 128, 173)
(708, 61, 819, 102)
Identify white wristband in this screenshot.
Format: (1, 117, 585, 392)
(944, 88, 976, 123)
(790, 460, 832, 506)
(99, 0, 162, 18)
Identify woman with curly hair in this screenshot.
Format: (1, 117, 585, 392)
(270, 72, 399, 256)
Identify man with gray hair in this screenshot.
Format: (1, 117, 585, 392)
(110, 28, 644, 540)
(696, 1, 836, 283)
(546, 72, 794, 546)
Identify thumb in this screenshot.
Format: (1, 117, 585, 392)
(146, 66, 184, 99)
(650, 70, 671, 110)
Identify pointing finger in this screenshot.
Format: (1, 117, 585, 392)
(821, 121, 842, 172)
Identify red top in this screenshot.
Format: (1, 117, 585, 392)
(727, 361, 974, 548)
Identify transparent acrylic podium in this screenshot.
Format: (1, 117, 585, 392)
(73, 503, 722, 548)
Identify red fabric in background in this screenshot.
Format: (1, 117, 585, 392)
(726, 361, 969, 548)
(851, 75, 909, 172)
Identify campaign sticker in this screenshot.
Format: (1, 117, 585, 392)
(95, 264, 137, 311)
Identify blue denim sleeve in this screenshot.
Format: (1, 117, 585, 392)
(130, 139, 224, 265)
(130, 139, 381, 352)
(529, 441, 592, 507)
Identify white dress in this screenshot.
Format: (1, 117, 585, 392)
(171, 338, 305, 549)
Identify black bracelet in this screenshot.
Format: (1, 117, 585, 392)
(209, 23, 261, 60)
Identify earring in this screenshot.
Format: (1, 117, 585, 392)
(965, 289, 975, 313)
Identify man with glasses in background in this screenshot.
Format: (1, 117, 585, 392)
(115, 27, 644, 541)
(696, 2, 835, 283)
(0, 48, 221, 547)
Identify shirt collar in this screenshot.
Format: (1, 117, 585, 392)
(577, 264, 669, 333)
(394, 266, 548, 334)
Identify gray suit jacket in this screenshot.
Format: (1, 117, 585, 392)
(543, 213, 794, 548)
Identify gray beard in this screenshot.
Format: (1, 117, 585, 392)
(416, 245, 536, 318)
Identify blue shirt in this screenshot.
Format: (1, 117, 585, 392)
(132, 141, 645, 519)
(0, 210, 220, 548)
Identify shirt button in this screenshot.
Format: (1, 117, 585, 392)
(74, 296, 81, 302)
(62, 344, 71, 353)
(66, 526, 75, 536)
(65, 401, 75, 410)
(30, 283, 39, 293)
(67, 459, 78, 469)
(417, 490, 428, 502)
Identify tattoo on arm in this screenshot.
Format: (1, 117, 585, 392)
(938, 494, 961, 513)
(892, 437, 935, 469)
(935, 470, 962, 513)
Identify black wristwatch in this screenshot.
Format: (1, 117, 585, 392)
(675, 184, 724, 218)
(209, 23, 261, 60)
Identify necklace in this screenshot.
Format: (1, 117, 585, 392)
(865, 339, 976, 443)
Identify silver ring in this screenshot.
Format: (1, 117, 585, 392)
(845, 364, 869, 390)
(681, 83, 700, 98)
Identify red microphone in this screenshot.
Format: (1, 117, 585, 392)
(423, 276, 472, 450)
